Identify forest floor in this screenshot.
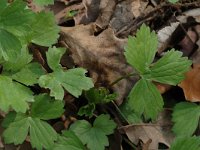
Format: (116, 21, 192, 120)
(1, 0, 200, 149)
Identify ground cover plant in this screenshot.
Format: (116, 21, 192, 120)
(0, 0, 200, 149)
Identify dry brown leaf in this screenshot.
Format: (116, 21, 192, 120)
(74, 0, 101, 25)
(122, 125, 174, 150)
(179, 64, 200, 102)
(191, 25, 200, 64)
(60, 24, 137, 105)
(95, 0, 116, 29)
(120, 110, 174, 149)
(110, 0, 135, 32)
(157, 8, 200, 54)
(155, 82, 171, 94)
(131, 0, 148, 18)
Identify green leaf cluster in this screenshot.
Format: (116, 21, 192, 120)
(3, 94, 64, 150)
(78, 87, 117, 117)
(0, 1, 94, 150)
(124, 24, 192, 120)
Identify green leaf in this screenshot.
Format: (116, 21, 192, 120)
(3, 116, 58, 150)
(29, 118, 57, 150)
(47, 47, 66, 71)
(170, 136, 200, 150)
(148, 49, 192, 85)
(172, 102, 200, 136)
(33, 0, 54, 6)
(70, 114, 116, 150)
(52, 131, 86, 150)
(124, 24, 158, 74)
(120, 102, 142, 123)
(1, 111, 17, 128)
(0, 0, 7, 13)
(3, 115, 29, 145)
(0, 0, 33, 27)
(2, 45, 32, 72)
(31, 94, 64, 120)
(0, 28, 21, 61)
(12, 62, 45, 86)
(168, 0, 179, 4)
(127, 78, 163, 120)
(39, 68, 94, 100)
(28, 12, 60, 46)
(66, 10, 78, 18)
(93, 114, 117, 135)
(0, 76, 33, 113)
(78, 103, 96, 118)
(85, 87, 117, 104)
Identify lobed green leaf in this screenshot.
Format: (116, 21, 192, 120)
(52, 131, 86, 150)
(0, 76, 33, 113)
(46, 47, 66, 71)
(2, 46, 32, 72)
(148, 49, 192, 85)
(124, 24, 158, 74)
(0, 28, 21, 61)
(170, 136, 200, 150)
(70, 114, 116, 150)
(31, 94, 64, 120)
(127, 78, 163, 120)
(12, 62, 45, 86)
(28, 12, 60, 47)
(39, 68, 94, 100)
(3, 115, 58, 150)
(172, 102, 200, 136)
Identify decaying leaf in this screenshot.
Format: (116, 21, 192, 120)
(95, 0, 116, 30)
(155, 82, 171, 94)
(191, 25, 200, 64)
(61, 24, 137, 104)
(74, 0, 102, 25)
(121, 125, 174, 149)
(110, 0, 135, 33)
(120, 110, 174, 149)
(157, 8, 200, 54)
(179, 64, 200, 102)
(131, 0, 148, 18)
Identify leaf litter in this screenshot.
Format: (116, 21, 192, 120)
(1, 0, 200, 149)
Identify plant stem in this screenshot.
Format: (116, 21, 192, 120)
(112, 101, 130, 124)
(109, 72, 139, 87)
(123, 136, 137, 150)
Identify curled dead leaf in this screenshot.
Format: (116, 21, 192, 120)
(179, 64, 200, 102)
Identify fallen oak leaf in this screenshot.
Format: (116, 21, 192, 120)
(119, 124, 174, 150)
(60, 24, 137, 105)
(178, 64, 200, 102)
(119, 109, 174, 149)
